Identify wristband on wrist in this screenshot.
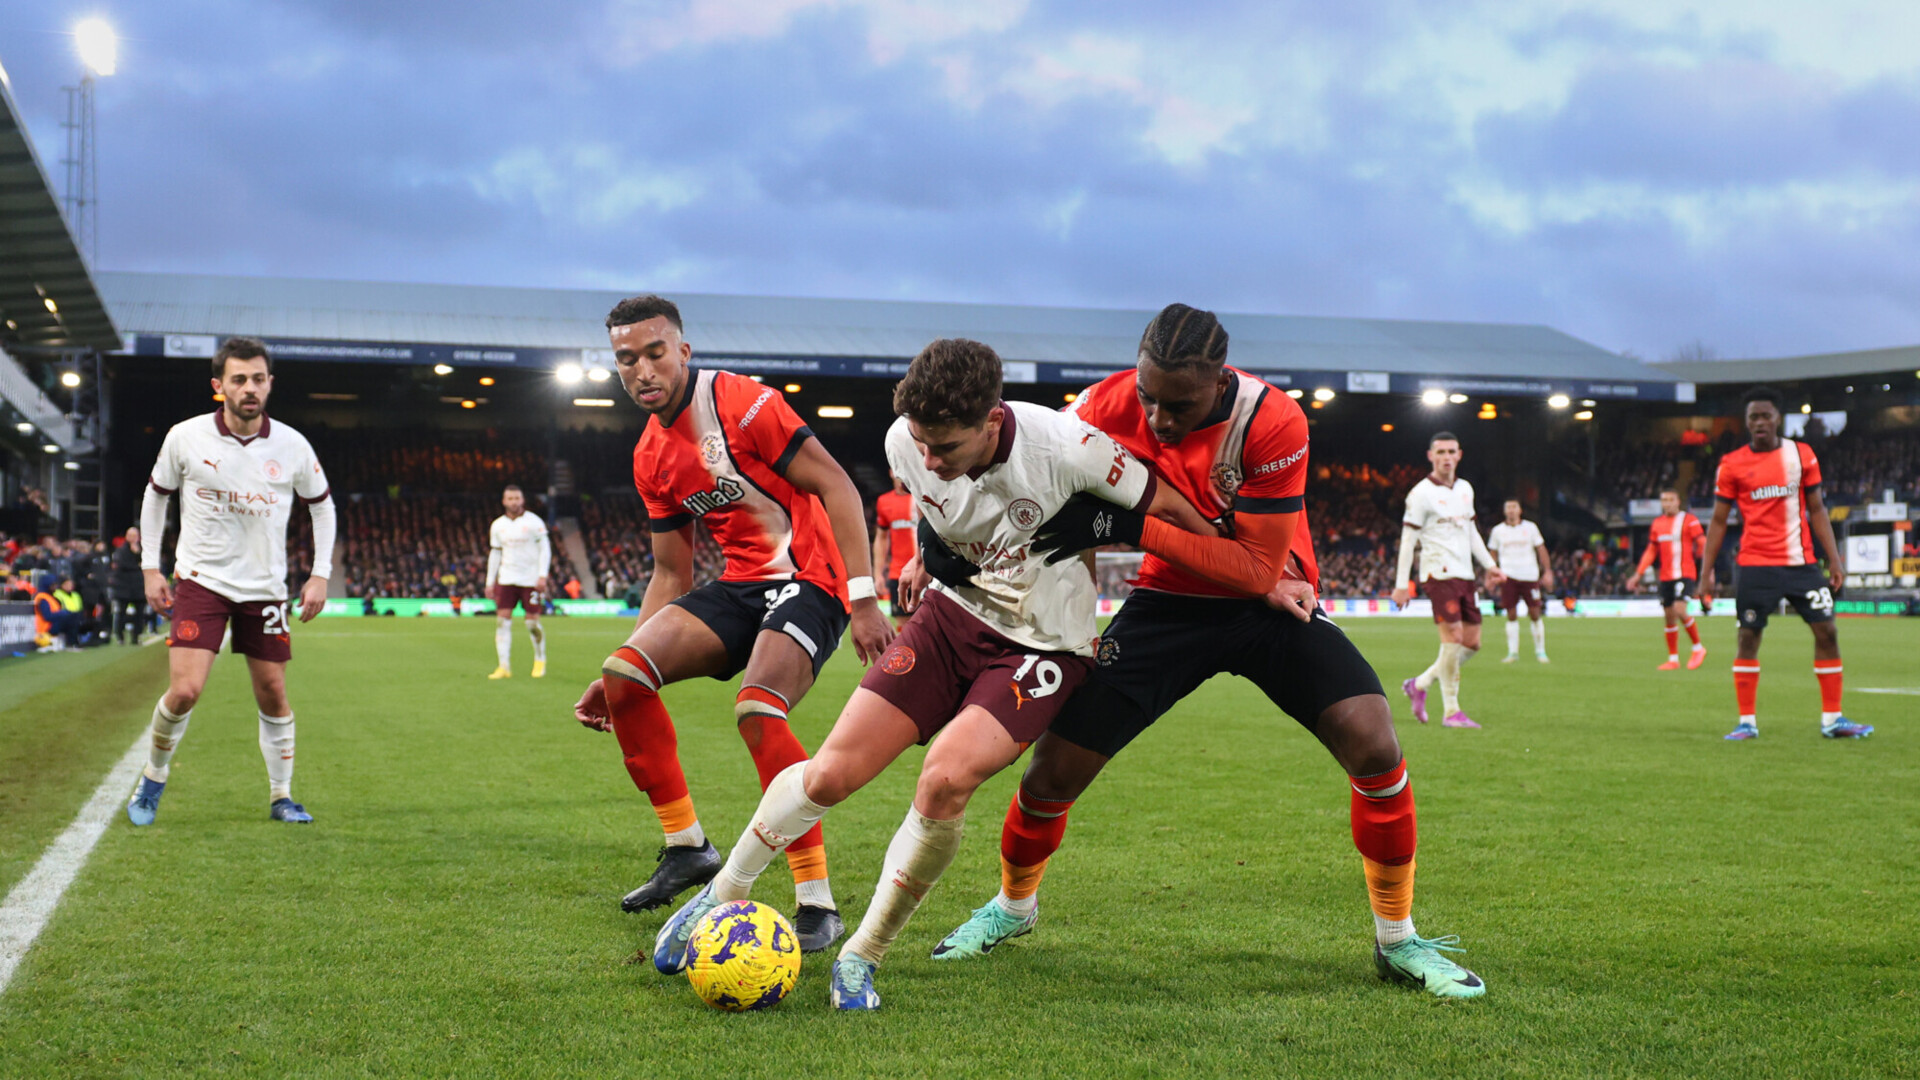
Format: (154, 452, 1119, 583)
(847, 575, 877, 601)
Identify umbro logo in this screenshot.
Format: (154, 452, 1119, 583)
(1092, 511, 1113, 540)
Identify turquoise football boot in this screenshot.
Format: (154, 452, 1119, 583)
(1375, 934, 1486, 999)
(931, 899, 1038, 960)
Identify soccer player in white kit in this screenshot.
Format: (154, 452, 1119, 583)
(1486, 499, 1553, 663)
(130, 337, 336, 826)
(1391, 432, 1503, 730)
(652, 338, 1214, 1009)
(485, 484, 552, 679)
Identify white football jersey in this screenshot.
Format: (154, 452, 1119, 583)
(1402, 476, 1480, 582)
(489, 512, 551, 587)
(885, 402, 1154, 655)
(145, 411, 331, 603)
(1487, 520, 1545, 582)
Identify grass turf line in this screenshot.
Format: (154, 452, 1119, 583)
(0, 616, 1913, 1078)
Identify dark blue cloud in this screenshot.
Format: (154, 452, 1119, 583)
(0, 0, 1915, 360)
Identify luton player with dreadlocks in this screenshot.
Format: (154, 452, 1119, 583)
(934, 303, 1487, 999)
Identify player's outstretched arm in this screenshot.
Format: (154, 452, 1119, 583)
(779, 439, 893, 665)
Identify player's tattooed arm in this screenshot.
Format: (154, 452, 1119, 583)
(780, 438, 895, 664)
(635, 525, 695, 632)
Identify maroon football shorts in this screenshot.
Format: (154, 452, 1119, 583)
(860, 589, 1093, 746)
(167, 577, 293, 662)
(1498, 577, 1543, 614)
(494, 585, 545, 615)
(1423, 577, 1482, 625)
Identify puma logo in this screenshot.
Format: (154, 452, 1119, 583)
(1079, 433, 1095, 445)
(1009, 680, 1031, 710)
(203, 458, 221, 472)
(919, 494, 951, 517)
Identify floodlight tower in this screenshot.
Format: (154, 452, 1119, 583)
(62, 18, 116, 267)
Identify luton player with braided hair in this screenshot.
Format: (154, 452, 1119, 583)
(570, 295, 895, 954)
(653, 337, 1217, 1010)
(934, 303, 1486, 999)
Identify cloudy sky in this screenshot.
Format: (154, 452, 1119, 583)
(2, 0, 1915, 359)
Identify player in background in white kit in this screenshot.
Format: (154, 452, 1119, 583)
(652, 338, 1213, 1009)
(1392, 432, 1503, 730)
(131, 337, 336, 826)
(486, 484, 552, 679)
(1486, 499, 1553, 663)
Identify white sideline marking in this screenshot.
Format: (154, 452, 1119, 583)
(0, 733, 148, 998)
(1858, 687, 1920, 696)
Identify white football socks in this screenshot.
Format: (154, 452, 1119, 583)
(713, 761, 829, 902)
(1375, 915, 1416, 946)
(144, 697, 191, 784)
(259, 712, 295, 802)
(1414, 645, 1444, 691)
(665, 820, 707, 849)
(494, 621, 512, 669)
(1504, 621, 1520, 657)
(1531, 618, 1547, 655)
(795, 876, 835, 910)
(1438, 643, 1464, 716)
(841, 807, 966, 966)
(995, 889, 1038, 920)
(528, 621, 547, 662)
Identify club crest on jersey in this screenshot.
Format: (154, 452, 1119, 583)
(262, 459, 284, 481)
(699, 432, 728, 468)
(881, 644, 916, 675)
(173, 620, 200, 642)
(682, 476, 746, 517)
(1211, 462, 1243, 497)
(1007, 498, 1043, 531)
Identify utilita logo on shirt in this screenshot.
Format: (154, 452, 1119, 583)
(1749, 484, 1795, 500)
(195, 488, 279, 517)
(682, 476, 746, 516)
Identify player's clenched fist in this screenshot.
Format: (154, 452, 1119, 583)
(574, 678, 613, 731)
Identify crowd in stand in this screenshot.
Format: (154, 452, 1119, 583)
(335, 493, 570, 600)
(2, 530, 154, 649)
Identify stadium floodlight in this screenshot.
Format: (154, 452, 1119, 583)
(1380, 423, 1394, 432)
(432, 363, 453, 375)
(75, 18, 117, 76)
(1420, 388, 1448, 407)
(1063, 393, 1078, 404)
(817, 406, 854, 419)
(60, 371, 82, 388)
(1447, 393, 1469, 404)
(572, 398, 615, 407)
(1547, 393, 1570, 409)
(1286, 389, 1305, 399)
(478, 376, 495, 386)
(1800, 403, 1812, 414)
(63, 460, 80, 471)
(43, 297, 58, 313)
(15, 422, 33, 434)
(460, 399, 477, 409)
(555, 363, 584, 385)
(1580, 399, 1596, 407)
(43, 443, 60, 453)
(1313, 388, 1336, 402)
(1574, 410, 1593, 421)
(586, 367, 611, 383)
(784, 383, 802, 393)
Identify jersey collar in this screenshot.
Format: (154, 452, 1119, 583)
(653, 369, 698, 430)
(213, 407, 272, 445)
(966, 402, 1017, 481)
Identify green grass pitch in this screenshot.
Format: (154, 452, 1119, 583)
(1, 615, 1915, 1078)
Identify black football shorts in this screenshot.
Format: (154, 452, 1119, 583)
(1047, 589, 1385, 759)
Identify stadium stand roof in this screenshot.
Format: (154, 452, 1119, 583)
(1653, 344, 1920, 386)
(99, 271, 1691, 401)
(0, 62, 117, 354)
